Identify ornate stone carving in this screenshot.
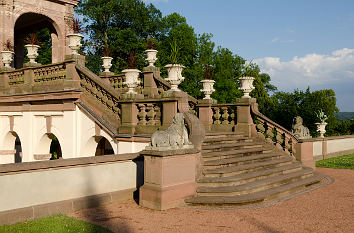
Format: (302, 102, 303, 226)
(291, 116, 311, 139)
(147, 113, 193, 150)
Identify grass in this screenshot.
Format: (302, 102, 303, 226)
(316, 153, 354, 170)
(0, 214, 112, 233)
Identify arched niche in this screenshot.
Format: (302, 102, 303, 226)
(3, 131, 22, 163)
(14, 13, 62, 69)
(95, 137, 114, 156)
(82, 136, 115, 157)
(36, 133, 62, 160)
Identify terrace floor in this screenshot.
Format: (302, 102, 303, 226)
(69, 167, 354, 233)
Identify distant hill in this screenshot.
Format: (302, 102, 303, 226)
(336, 112, 354, 121)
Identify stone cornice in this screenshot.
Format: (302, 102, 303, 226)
(48, 0, 80, 6)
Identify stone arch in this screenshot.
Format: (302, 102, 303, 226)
(36, 133, 62, 160)
(13, 12, 63, 68)
(2, 131, 22, 163)
(82, 136, 115, 157)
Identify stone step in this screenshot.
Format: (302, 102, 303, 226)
(203, 152, 284, 169)
(202, 147, 265, 161)
(198, 162, 303, 187)
(185, 173, 325, 206)
(203, 156, 294, 178)
(205, 132, 245, 139)
(203, 136, 250, 145)
(197, 167, 315, 196)
(202, 141, 264, 152)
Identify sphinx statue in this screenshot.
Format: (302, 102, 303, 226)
(291, 116, 312, 139)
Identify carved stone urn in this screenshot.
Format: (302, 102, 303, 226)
(67, 33, 83, 55)
(315, 122, 327, 138)
(1, 51, 14, 68)
(145, 49, 158, 67)
(101, 56, 113, 72)
(239, 76, 255, 98)
(200, 79, 215, 99)
(122, 69, 141, 94)
(25, 44, 40, 63)
(165, 64, 185, 91)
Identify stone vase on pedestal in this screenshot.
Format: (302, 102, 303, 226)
(200, 79, 215, 99)
(316, 122, 327, 138)
(25, 44, 40, 63)
(145, 49, 158, 67)
(122, 69, 141, 94)
(67, 33, 83, 55)
(101, 56, 113, 72)
(165, 64, 185, 91)
(239, 76, 255, 98)
(1, 51, 14, 68)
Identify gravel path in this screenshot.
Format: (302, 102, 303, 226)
(69, 168, 354, 233)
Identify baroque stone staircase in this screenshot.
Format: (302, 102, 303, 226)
(185, 132, 326, 206)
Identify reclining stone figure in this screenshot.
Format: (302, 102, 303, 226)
(148, 113, 193, 150)
(291, 116, 312, 139)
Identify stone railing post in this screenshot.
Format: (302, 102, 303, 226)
(235, 98, 257, 137)
(23, 68, 34, 86)
(119, 101, 138, 135)
(142, 66, 160, 98)
(161, 100, 178, 130)
(64, 61, 81, 89)
(0, 72, 9, 89)
(197, 99, 215, 131)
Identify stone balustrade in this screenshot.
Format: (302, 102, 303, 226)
(251, 103, 298, 157)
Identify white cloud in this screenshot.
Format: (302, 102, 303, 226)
(271, 37, 279, 43)
(254, 48, 354, 111)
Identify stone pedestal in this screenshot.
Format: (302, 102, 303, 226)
(234, 98, 256, 137)
(65, 54, 86, 67)
(197, 99, 216, 131)
(294, 141, 315, 169)
(139, 148, 200, 210)
(142, 66, 160, 98)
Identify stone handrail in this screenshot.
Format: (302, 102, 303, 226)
(76, 65, 122, 124)
(251, 103, 298, 156)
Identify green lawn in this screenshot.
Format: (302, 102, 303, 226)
(0, 214, 112, 233)
(316, 153, 354, 170)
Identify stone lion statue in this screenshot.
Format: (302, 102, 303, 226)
(291, 116, 312, 139)
(148, 113, 193, 150)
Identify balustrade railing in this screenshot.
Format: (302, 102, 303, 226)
(211, 104, 237, 126)
(136, 102, 162, 126)
(33, 64, 66, 83)
(8, 70, 24, 86)
(251, 104, 298, 156)
(77, 65, 121, 121)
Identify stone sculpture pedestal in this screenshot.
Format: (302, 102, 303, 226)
(139, 148, 200, 210)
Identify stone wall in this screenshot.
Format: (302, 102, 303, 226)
(0, 153, 141, 225)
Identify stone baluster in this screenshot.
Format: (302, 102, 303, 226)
(213, 107, 221, 124)
(229, 107, 236, 125)
(275, 128, 284, 150)
(266, 123, 275, 144)
(137, 104, 147, 125)
(284, 134, 292, 155)
(221, 107, 229, 125)
(146, 104, 155, 125)
(154, 104, 161, 126)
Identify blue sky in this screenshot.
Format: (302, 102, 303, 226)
(143, 0, 354, 112)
